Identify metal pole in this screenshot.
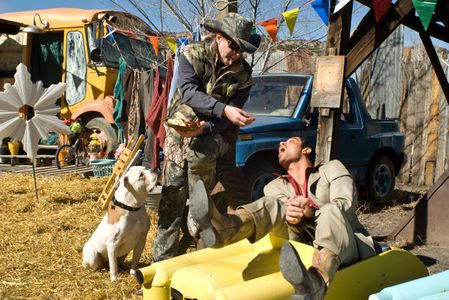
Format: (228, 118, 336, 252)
(32, 160, 39, 200)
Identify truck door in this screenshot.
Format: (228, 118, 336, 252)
(337, 85, 364, 181)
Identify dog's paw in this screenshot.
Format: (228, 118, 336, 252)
(110, 273, 118, 281)
(130, 268, 136, 276)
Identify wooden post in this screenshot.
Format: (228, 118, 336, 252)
(425, 70, 440, 186)
(314, 0, 352, 163)
(216, 0, 238, 20)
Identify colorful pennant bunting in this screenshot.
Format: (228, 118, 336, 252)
(311, 0, 329, 26)
(334, 0, 351, 13)
(259, 18, 278, 43)
(165, 37, 177, 53)
(177, 37, 189, 47)
(372, 0, 391, 22)
(282, 8, 299, 36)
(149, 36, 159, 56)
(412, 0, 437, 31)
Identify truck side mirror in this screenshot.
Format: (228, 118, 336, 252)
(89, 20, 104, 63)
(90, 47, 103, 63)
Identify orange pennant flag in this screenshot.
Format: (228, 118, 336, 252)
(259, 18, 278, 43)
(149, 36, 159, 56)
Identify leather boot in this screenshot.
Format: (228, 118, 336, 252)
(280, 242, 327, 300)
(311, 247, 340, 285)
(189, 180, 255, 248)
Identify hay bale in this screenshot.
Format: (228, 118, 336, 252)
(0, 173, 158, 299)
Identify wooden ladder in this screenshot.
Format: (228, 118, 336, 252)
(97, 134, 145, 210)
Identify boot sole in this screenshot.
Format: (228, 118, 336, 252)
(280, 241, 306, 286)
(189, 180, 219, 247)
(280, 242, 326, 300)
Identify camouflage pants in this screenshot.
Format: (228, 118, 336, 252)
(152, 134, 230, 262)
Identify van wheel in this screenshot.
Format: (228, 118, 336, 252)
(85, 117, 118, 155)
(246, 161, 284, 201)
(367, 155, 395, 203)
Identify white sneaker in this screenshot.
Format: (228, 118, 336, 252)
(187, 208, 200, 238)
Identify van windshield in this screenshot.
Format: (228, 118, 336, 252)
(243, 76, 308, 117)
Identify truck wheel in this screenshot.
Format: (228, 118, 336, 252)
(85, 117, 118, 155)
(367, 155, 395, 203)
(246, 161, 284, 201)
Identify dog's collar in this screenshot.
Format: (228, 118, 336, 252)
(112, 196, 142, 211)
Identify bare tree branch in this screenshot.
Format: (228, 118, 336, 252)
(163, 0, 194, 33)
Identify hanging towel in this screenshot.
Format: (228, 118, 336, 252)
(146, 55, 174, 169)
(113, 57, 127, 143)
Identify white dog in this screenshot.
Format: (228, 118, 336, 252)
(82, 166, 158, 281)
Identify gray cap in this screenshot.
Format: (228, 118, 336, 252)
(203, 13, 261, 53)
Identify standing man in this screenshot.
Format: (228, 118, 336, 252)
(152, 13, 260, 262)
(189, 136, 377, 299)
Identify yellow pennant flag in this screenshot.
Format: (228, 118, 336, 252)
(165, 37, 177, 53)
(282, 7, 299, 36)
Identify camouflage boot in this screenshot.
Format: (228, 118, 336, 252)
(280, 242, 329, 300)
(189, 180, 255, 248)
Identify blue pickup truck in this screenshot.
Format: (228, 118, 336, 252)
(236, 73, 405, 202)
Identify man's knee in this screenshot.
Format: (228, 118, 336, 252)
(316, 204, 344, 222)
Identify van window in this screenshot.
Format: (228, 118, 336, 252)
(243, 76, 307, 117)
(65, 30, 86, 105)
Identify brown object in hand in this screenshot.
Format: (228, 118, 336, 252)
(166, 118, 201, 131)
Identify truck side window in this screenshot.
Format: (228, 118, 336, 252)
(65, 31, 86, 105)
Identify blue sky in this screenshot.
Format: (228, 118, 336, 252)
(0, 0, 113, 12)
(1, 0, 447, 49)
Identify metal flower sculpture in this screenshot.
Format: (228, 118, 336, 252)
(0, 63, 71, 161)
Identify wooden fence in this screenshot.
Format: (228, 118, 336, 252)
(355, 28, 449, 187)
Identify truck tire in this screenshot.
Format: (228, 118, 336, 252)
(85, 117, 118, 155)
(246, 161, 284, 201)
(367, 155, 395, 203)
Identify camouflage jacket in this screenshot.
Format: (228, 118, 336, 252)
(164, 39, 254, 167)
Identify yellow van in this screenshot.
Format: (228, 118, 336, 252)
(0, 8, 156, 151)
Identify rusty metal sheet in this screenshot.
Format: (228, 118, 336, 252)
(311, 56, 345, 108)
(388, 170, 449, 246)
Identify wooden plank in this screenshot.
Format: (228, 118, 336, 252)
(311, 56, 346, 108)
(402, 15, 449, 45)
(345, 0, 414, 78)
(98, 134, 145, 210)
(326, 0, 353, 55)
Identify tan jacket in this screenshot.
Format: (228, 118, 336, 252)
(264, 160, 375, 260)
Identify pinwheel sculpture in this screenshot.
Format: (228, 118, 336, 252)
(0, 63, 71, 198)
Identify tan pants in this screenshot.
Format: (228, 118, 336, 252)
(240, 197, 376, 266)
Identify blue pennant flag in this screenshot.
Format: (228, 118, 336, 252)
(311, 0, 329, 26)
(176, 37, 189, 47)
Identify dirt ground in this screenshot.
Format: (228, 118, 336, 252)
(0, 172, 448, 299)
(357, 183, 449, 275)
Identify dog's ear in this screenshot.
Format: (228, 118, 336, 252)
(123, 175, 130, 189)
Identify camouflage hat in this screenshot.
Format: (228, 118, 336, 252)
(204, 13, 260, 54)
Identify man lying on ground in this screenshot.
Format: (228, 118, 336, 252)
(189, 136, 378, 299)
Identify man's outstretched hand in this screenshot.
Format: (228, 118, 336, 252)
(223, 105, 255, 127)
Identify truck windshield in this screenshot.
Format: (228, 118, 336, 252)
(243, 76, 308, 117)
(85, 23, 155, 69)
